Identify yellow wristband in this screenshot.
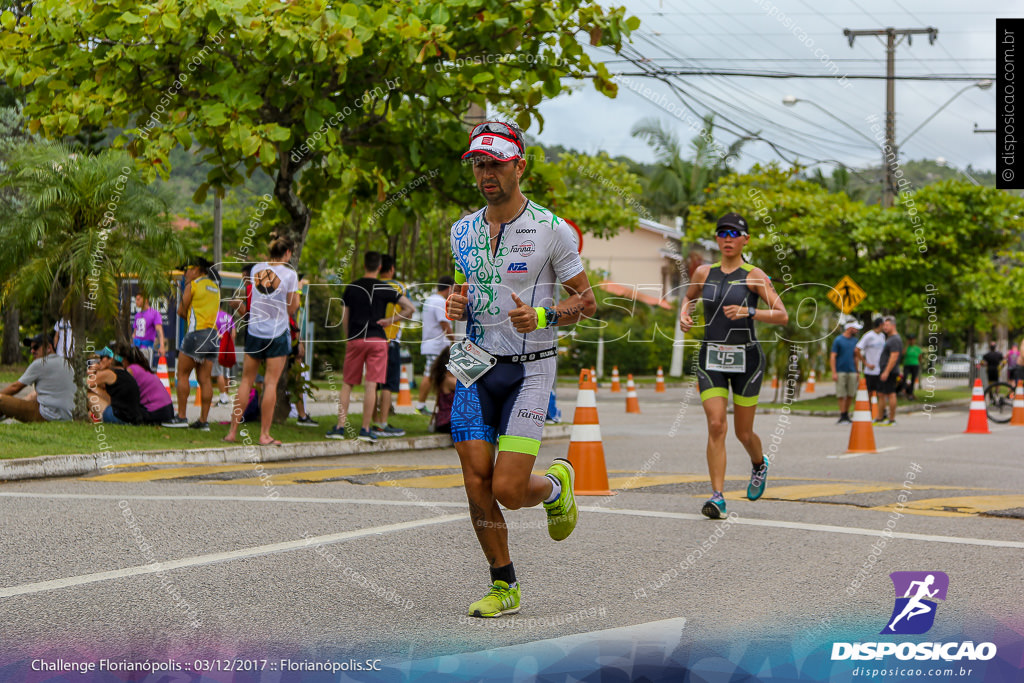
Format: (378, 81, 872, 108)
(534, 307, 547, 329)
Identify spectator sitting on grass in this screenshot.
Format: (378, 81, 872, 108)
(122, 344, 175, 425)
(87, 346, 146, 425)
(0, 333, 74, 423)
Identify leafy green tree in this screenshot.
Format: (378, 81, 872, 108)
(0, 144, 185, 416)
(1, 0, 639, 263)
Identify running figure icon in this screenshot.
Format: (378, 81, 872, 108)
(888, 574, 938, 631)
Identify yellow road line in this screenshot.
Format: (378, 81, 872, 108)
(724, 483, 907, 502)
(870, 495, 1024, 518)
(202, 465, 452, 486)
(83, 463, 299, 482)
(375, 474, 466, 489)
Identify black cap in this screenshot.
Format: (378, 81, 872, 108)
(716, 212, 749, 233)
(22, 332, 48, 348)
(873, 317, 884, 328)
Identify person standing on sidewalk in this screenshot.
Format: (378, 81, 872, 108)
(327, 251, 413, 442)
(902, 334, 922, 400)
(446, 121, 595, 618)
(876, 316, 904, 427)
(131, 294, 166, 369)
(856, 317, 886, 421)
(416, 276, 456, 415)
(163, 257, 220, 431)
(678, 212, 789, 519)
(371, 254, 412, 437)
(830, 319, 862, 424)
(224, 236, 300, 446)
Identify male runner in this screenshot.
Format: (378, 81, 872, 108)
(446, 121, 596, 618)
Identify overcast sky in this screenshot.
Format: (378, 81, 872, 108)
(523, 0, 1000, 177)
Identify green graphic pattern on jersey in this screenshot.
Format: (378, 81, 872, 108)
(450, 200, 583, 356)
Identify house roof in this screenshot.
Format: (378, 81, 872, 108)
(598, 281, 673, 310)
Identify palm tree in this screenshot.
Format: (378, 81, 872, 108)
(630, 115, 750, 224)
(0, 144, 185, 416)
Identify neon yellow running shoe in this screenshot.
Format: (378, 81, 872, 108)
(544, 458, 577, 541)
(467, 580, 520, 618)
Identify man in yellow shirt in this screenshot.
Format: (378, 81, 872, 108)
(372, 254, 415, 436)
(163, 257, 220, 430)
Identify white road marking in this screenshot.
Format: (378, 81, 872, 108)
(0, 492, 468, 508)
(825, 445, 900, 459)
(584, 507, 1024, 549)
(406, 617, 687, 673)
(0, 513, 465, 599)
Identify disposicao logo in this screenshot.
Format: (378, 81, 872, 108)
(882, 571, 947, 635)
(831, 572, 997, 662)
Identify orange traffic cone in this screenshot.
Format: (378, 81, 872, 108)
(194, 385, 202, 406)
(771, 374, 779, 390)
(964, 378, 989, 434)
(655, 366, 666, 393)
(806, 370, 816, 394)
(591, 367, 598, 392)
(566, 368, 613, 496)
(846, 377, 877, 453)
(625, 374, 641, 413)
(610, 366, 621, 393)
(1010, 380, 1024, 426)
(396, 366, 412, 407)
(157, 355, 172, 396)
(870, 391, 880, 420)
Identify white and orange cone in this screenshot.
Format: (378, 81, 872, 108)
(1011, 380, 1024, 427)
(806, 370, 816, 394)
(655, 366, 666, 393)
(964, 378, 989, 434)
(610, 366, 621, 393)
(397, 366, 412, 407)
(771, 374, 779, 390)
(625, 374, 641, 414)
(870, 391, 880, 421)
(157, 355, 173, 396)
(591, 367, 598, 393)
(846, 377, 877, 453)
(567, 368, 613, 496)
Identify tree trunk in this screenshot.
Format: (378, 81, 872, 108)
(2, 304, 20, 365)
(273, 155, 312, 264)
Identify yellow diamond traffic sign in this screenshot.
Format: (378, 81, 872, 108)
(827, 275, 866, 314)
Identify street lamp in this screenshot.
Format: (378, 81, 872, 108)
(900, 80, 993, 146)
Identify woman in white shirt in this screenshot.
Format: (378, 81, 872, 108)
(224, 236, 300, 446)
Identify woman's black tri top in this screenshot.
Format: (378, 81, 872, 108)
(701, 262, 759, 345)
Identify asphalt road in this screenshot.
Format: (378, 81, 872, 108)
(0, 385, 1021, 682)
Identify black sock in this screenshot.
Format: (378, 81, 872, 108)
(490, 562, 516, 586)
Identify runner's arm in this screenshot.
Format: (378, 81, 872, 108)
(549, 270, 597, 326)
(678, 266, 708, 333)
(746, 267, 788, 325)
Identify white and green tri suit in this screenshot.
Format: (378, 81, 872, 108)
(449, 200, 583, 456)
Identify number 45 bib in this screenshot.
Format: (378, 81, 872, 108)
(705, 343, 746, 373)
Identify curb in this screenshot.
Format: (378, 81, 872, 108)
(0, 424, 575, 483)
(754, 399, 970, 417)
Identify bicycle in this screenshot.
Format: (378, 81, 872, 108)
(984, 381, 1016, 423)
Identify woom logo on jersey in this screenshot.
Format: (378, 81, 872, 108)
(507, 262, 528, 273)
(511, 241, 535, 256)
(515, 228, 537, 234)
(831, 571, 997, 663)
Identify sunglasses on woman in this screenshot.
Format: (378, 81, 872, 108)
(715, 228, 745, 239)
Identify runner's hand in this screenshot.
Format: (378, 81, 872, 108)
(679, 313, 694, 333)
(723, 305, 748, 320)
(446, 284, 469, 321)
(508, 293, 538, 333)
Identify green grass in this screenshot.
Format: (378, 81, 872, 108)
(0, 412, 433, 460)
(759, 386, 973, 412)
(0, 364, 26, 385)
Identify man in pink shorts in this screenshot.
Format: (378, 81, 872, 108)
(327, 251, 414, 442)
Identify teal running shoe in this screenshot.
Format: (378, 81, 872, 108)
(747, 456, 769, 501)
(701, 494, 727, 519)
(467, 580, 520, 618)
(543, 458, 577, 541)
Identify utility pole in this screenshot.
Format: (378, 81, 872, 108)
(844, 27, 938, 208)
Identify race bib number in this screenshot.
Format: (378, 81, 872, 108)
(705, 343, 746, 373)
(447, 340, 497, 387)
